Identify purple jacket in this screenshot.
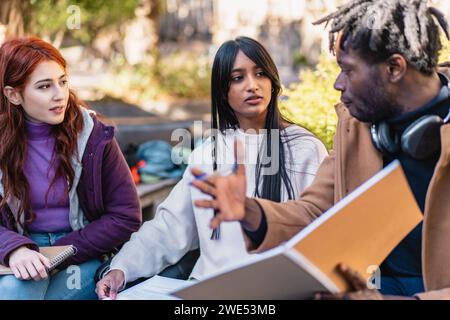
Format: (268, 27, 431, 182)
(0, 115, 142, 266)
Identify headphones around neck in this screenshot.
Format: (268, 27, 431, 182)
(370, 99, 450, 160)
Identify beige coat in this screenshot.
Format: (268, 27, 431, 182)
(253, 103, 450, 299)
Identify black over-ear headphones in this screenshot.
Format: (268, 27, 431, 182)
(370, 98, 450, 160)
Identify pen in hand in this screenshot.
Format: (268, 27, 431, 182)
(194, 158, 239, 241)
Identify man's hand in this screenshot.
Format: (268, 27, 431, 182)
(96, 269, 125, 300)
(191, 140, 249, 229)
(315, 264, 384, 300)
(8, 246, 51, 281)
(315, 264, 417, 300)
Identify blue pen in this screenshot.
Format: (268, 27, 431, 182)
(192, 163, 238, 240)
(192, 151, 239, 240)
(194, 163, 238, 181)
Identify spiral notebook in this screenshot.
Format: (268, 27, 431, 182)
(0, 245, 77, 275)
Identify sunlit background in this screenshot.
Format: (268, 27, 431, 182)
(1, 0, 449, 148)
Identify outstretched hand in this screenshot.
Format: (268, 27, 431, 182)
(191, 139, 247, 229)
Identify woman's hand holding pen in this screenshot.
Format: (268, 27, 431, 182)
(191, 140, 247, 230)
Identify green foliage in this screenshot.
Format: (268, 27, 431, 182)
(102, 55, 159, 103)
(292, 52, 309, 68)
(439, 38, 450, 63)
(154, 51, 211, 99)
(101, 51, 211, 102)
(28, 0, 139, 43)
(280, 53, 339, 150)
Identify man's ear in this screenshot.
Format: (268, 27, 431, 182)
(3, 86, 22, 106)
(384, 54, 407, 83)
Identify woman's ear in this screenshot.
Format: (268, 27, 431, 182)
(3, 86, 23, 106)
(385, 54, 407, 83)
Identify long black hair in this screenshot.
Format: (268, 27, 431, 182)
(210, 36, 295, 202)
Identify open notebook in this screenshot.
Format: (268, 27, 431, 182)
(173, 160, 423, 300)
(0, 245, 76, 275)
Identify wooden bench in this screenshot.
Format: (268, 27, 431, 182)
(136, 178, 180, 221)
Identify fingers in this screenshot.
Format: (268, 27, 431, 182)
(192, 172, 218, 187)
(191, 180, 217, 197)
(109, 281, 120, 300)
(23, 253, 49, 281)
(191, 168, 205, 178)
(26, 261, 41, 281)
(209, 215, 222, 230)
(10, 266, 22, 279)
(193, 199, 221, 228)
(38, 253, 52, 270)
(191, 168, 216, 182)
(194, 199, 219, 210)
(8, 247, 52, 281)
(96, 278, 118, 300)
(96, 280, 111, 300)
(31, 258, 49, 280)
(96, 272, 124, 300)
(337, 263, 367, 291)
(16, 264, 31, 280)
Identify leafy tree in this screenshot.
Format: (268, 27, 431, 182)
(0, 0, 29, 37)
(280, 52, 339, 149)
(27, 0, 139, 44)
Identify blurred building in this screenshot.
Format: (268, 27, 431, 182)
(157, 0, 450, 83)
(158, 0, 344, 83)
(1, 0, 449, 85)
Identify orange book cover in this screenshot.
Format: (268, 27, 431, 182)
(174, 160, 423, 300)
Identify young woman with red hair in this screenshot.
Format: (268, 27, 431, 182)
(0, 37, 141, 300)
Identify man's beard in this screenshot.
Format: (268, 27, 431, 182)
(350, 78, 403, 123)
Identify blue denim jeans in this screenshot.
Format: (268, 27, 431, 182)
(0, 232, 101, 300)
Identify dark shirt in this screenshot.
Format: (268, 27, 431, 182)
(380, 74, 450, 278)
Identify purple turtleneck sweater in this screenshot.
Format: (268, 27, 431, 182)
(25, 120, 71, 233)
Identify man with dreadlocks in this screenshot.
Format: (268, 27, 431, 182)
(190, 0, 450, 299)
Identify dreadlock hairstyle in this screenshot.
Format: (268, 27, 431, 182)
(313, 0, 450, 75)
